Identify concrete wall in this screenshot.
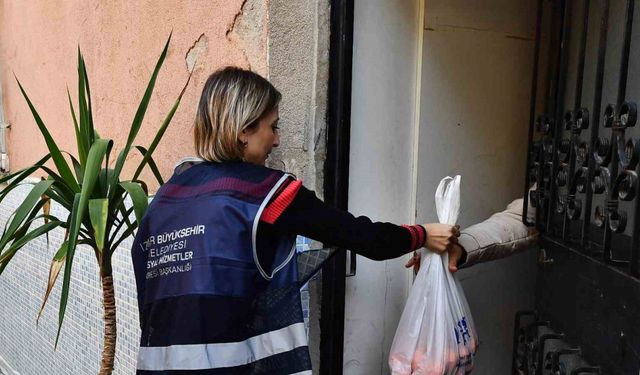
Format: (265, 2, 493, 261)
(345, 0, 421, 373)
(417, 2, 538, 371)
(267, 0, 330, 370)
(347, 0, 538, 373)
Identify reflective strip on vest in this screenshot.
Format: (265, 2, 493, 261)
(136, 322, 308, 371)
(252, 173, 296, 280)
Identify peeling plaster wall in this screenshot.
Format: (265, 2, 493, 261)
(227, 0, 268, 74)
(0, 0, 266, 189)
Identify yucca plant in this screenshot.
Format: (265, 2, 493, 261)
(0, 35, 190, 374)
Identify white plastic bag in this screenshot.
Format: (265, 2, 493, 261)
(389, 176, 478, 375)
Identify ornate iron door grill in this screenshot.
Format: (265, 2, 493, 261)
(522, 0, 640, 373)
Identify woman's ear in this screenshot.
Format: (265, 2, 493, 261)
(238, 132, 249, 150)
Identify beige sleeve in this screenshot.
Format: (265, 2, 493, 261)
(458, 198, 539, 268)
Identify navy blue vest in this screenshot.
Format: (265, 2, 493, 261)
(131, 161, 311, 374)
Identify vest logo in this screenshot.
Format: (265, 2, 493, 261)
(147, 250, 193, 268)
(141, 224, 206, 280)
(142, 224, 206, 249)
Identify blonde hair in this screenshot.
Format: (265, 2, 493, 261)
(194, 67, 282, 162)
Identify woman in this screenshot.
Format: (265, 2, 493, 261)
(131, 67, 461, 374)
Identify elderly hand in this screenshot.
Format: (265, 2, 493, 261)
(447, 244, 465, 272)
(405, 243, 465, 273)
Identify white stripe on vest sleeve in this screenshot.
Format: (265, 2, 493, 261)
(136, 322, 308, 371)
(252, 173, 295, 280)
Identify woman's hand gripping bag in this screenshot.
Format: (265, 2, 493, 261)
(389, 176, 478, 375)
